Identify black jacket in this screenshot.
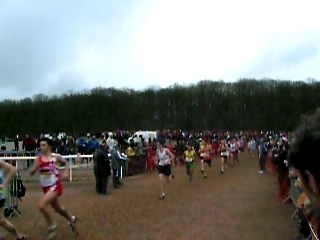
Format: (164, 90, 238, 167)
(94, 149, 111, 177)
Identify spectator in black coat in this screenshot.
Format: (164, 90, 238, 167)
(93, 140, 111, 195)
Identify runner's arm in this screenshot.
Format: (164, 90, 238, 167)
(166, 149, 175, 167)
(30, 157, 40, 176)
(56, 154, 69, 177)
(155, 153, 159, 166)
(0, 160, 16, 187)
(195, 151, 199, 162)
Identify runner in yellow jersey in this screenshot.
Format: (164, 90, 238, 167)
(184, 143, 197, 182)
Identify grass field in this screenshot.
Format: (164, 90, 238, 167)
(2, 153, 295, 240)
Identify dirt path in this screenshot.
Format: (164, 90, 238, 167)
(11, 154, 295, 240)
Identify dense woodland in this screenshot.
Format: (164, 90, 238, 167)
(0, 79, 319, 136)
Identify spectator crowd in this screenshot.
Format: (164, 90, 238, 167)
(0, 112, 319, 239)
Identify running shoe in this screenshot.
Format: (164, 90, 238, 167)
(47, 224, 57, 240)
(159, 193, 166, 200)
(68, 216, 77, 233)
(16, 237, 26, 240)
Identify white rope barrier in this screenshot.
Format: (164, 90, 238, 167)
(309, 223, 319, 240)
(0, 154, 94, 182)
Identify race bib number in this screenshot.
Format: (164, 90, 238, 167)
(40, 173, 57, 187)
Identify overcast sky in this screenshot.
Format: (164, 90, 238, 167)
(1, 0, 319, 100)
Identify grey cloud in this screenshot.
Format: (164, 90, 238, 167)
(43, 71, 89, 95)
(279, 43, 317, 65)
(242, 31, 320, 78)
(0, 0, 134, 99)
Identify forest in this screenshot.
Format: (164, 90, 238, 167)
(0, 79, 319, 136)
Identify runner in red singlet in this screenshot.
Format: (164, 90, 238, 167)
(30, 137, 78, 240)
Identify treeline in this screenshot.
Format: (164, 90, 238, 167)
(0, 79, 319, 136)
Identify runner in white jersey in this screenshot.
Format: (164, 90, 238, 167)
(230, 138, 239, 166)
(156, 140, 175, 200)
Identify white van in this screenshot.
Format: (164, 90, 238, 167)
(128, 131, 157, 143)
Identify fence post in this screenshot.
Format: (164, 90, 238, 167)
(15, 157, 18, 171)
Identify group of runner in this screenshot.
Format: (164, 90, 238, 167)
(4, 128, 317, 239)
(154, 137, 246, 200)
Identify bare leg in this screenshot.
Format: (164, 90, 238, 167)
(190, 166, 194, 181)
(203, 163, 208, 178)
(38, 190, 59, 227)
(201, 159, 206, 177)
(0, 216, 24, 239)
(51, 199, 78, 235)
(166, 175, 171, 184)
(51, 198, 72, 222)
(159, 174, 165, 196)
(200, 159, 204, 173)
(220, 157, 225, 173)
